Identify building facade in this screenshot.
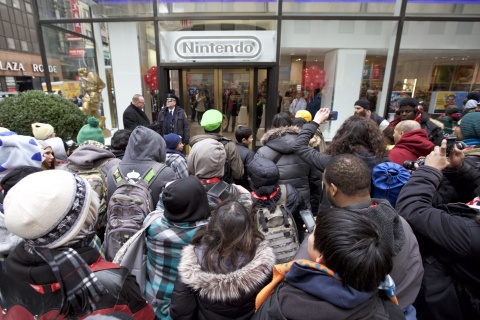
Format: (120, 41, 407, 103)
(18, 0, 480, 143)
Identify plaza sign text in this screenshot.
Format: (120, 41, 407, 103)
(0, 61, 25, 72)
(0, 61, 57, 73)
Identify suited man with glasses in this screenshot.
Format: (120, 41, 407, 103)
(156, 93, 190, 145)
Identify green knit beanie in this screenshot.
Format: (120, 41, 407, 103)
(77, 117, 105, 144)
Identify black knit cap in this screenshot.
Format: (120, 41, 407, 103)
(247, 157, 280, 190)
(163, 176, 210, 222)
(0, 166, 42, 195)
(354, 99, 371, 111)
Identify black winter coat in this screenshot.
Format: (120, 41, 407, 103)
(123, 103, 152, 131)
(396, 164, 480, 319)
(170, 240, 275, 320)
(156, 106, 190, 144)
(255, 126, 318, 210)
(419, 112, 444, 146)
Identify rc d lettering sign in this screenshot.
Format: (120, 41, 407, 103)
(161, 31, 276, 63)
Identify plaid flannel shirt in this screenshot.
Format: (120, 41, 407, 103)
(145, 213, 208, 319)
(165, 153, 189, 179)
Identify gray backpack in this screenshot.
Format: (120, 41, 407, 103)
(255, 185, 299, 263)
(105, 163, 166, 261)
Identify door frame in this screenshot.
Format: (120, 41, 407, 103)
(160, 65, 277, 149)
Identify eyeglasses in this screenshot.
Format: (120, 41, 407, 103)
(166, 99, 175, 102)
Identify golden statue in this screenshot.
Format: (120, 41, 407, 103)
(78, 68, 111, 138)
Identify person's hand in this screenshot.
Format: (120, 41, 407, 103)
(313, 108, 330, 124)
(232, 184, 250, 194)
(424, 140, 449, 171)
(447, 145, 464, 171)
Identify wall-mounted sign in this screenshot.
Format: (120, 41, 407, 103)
(69, 48, 86, 58)
(32, 64, 58, 73)
(66, 0, 83, 41)
(0, 61, 26, 72)
(161, 31, 276, 63)
(175, 36, 261, 60)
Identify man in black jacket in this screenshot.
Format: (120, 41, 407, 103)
(156, 93, 190, 145)
(396, 140, 480, 319)
(123, 94, 155, 131)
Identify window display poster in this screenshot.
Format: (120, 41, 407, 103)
(372, 65, 383, 80)
(389, 91, 412, 113)
(435, 65, 455, 83)
(428, 91, 468, 114)
(454, 65, 475, 83)
(363, 66, 371, 80)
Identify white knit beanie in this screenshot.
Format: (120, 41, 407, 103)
(4, 170, 94, 249)
(32, 123, 55, 140)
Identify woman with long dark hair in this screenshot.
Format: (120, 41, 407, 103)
(325, 115, 388, 168)
(294, 110, 388, 173)
(170, 199, 275, 320)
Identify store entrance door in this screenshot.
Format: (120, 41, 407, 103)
(182, 68, 264, 144)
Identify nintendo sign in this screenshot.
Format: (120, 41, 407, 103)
(161, 31, 276, 63)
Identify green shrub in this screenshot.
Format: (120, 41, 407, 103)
(0, 90, 87, 140)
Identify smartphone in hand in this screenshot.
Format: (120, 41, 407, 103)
(446, 136, 457, 157)
(300, 210, 316, 233)
(327, 111, 338, 121)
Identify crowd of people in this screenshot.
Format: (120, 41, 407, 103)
(1, 90, 480, 320)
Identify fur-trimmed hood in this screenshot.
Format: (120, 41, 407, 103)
(178, 240, 275, 302)
(260, 126, 300, 146)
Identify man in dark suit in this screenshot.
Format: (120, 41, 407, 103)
(123, 94, 154, 130)
(156, 93, 190, 145)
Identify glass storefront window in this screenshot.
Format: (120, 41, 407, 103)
(91, 0, 153, 18)
(157, 0, 276, 15)
(406, 0, 480, 16)
(280, 20, 396, 140)
(394, 21, 480, 116)
(42, 23, 96, 97)
(282, 0, 397, 16)
(38, 0, 91, 19)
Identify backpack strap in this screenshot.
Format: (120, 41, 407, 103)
(112, 164, 123, 185)
(257, 208, 268, 232)
(141, 162, 167, 188)
(113, 163, 167, 189)
(278, 185, 290, 228)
